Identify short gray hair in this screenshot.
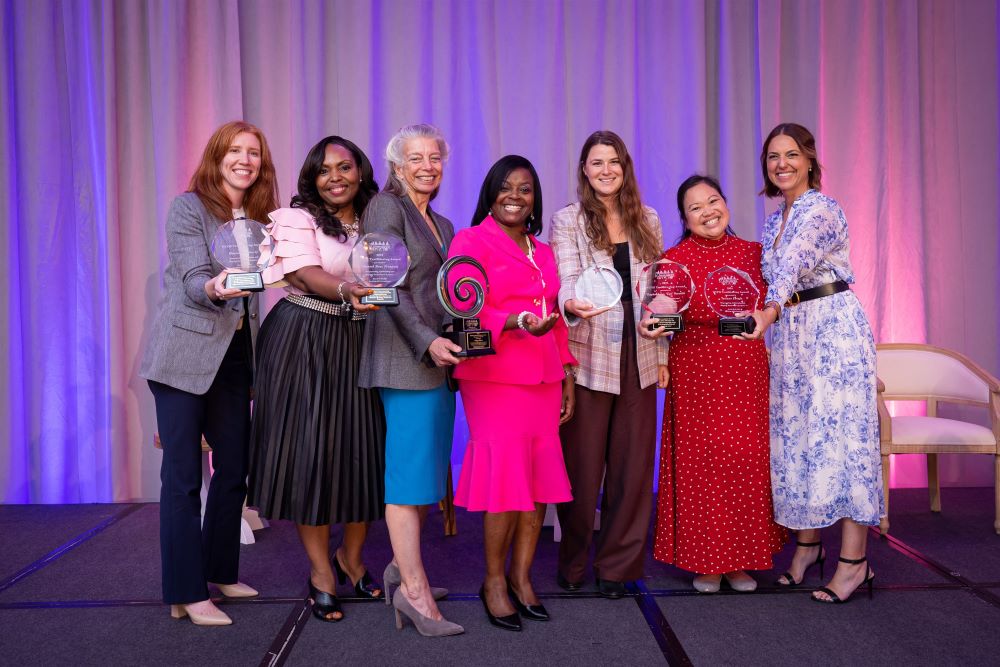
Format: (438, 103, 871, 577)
(384, 123, 450, 198)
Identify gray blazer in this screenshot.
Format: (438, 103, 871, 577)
(358, 192, 455, 390)
(140, 192, 259, 395)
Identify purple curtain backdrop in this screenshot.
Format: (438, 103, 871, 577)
(1, 0, 998, 502)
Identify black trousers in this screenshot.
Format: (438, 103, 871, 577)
(149, 328, 252, 604)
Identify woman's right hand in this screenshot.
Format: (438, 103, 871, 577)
(428, 336, 463, 367)
(205, 270, 251, 302)
(564, 298, 612, 320)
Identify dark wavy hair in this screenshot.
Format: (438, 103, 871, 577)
(675, 174, 738, 242)
(470, 155, 543, 237)
(759, 123, 823, 198)
(290, 136, 379, 240)
(576, 130, 660, 263)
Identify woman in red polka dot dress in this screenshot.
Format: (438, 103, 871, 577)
(646, 175, 786, 593)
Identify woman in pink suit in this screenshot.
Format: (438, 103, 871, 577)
(450, 155, 577, 631)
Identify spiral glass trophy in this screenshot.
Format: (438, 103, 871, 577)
(574, 265, 623, 310)
(704, 265, 759, 335)
(210, 219, 269, 292)
(638, 258, 694, 331)
(349, 232, 411, 305)
(436, 256, 495, 357)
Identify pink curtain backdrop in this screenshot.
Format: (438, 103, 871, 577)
(1, 0, 997, 502)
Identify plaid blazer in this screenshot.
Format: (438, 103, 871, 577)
(549, 202, 668, 394)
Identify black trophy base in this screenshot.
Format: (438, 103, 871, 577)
(361, 288, 399, 306)
(225, 272, 264, 292)
(648, 314, 684, 332)
(444, 319, 495, 358)
(718, 316, 756, 336)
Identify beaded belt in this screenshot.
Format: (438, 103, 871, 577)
(285, 294, 367, 320)
(785, 280, 850, 307)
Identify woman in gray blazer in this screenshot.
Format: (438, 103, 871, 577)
(359, 124, 464, 637)
(140, 120, 279, 626)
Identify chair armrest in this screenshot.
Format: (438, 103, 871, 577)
(876, 376, 892, 449)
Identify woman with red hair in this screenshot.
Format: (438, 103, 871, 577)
(141, 120, 279, 625)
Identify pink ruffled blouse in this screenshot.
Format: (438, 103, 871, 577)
(260, 208, 356, 294)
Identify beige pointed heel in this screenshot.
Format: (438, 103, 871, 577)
(169, 601, 232, 626)
(210, 581, 259, 598)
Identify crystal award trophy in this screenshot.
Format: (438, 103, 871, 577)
(704, 265, 759, 335)
(574, 265, 623, 310)
(210, 218, 269, 292)
(348, 232, 411, 305)
(437, 256, 496, 357)
(638, 258, 694, 331)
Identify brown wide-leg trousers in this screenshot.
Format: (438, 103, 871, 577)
(556, 311, 657, 583)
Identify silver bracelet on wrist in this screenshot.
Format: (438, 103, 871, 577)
(337, 282, 348, 305)
(516, 311, 531, 331)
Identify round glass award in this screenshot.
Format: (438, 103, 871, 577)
(575, 265, 624, 310)
(348, 232, 411, 305)
(436, 256, 495, 357)
(210, 218, 268, 292)
(638, 258, 695, 331)
(704, 265, 759, 335)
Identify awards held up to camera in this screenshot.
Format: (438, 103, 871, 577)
(349, 232, 411, 306)
(437, 256, 496, 357)
(574, 265, 624, 310)
(704, 266, 759, 335)
(638, 258, 694, 332)
(210, 218, 270, 292)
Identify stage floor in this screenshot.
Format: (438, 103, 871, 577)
(1, 487, 999, 666)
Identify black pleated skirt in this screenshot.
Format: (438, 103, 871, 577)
(248, 298, 386, 525)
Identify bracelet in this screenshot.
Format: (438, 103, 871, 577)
(564, 365, 577, 379)
(516, 311, 531, 331)
(337, 282, 348, 305)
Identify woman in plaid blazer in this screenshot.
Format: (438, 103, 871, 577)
(549, 131, 669, 598)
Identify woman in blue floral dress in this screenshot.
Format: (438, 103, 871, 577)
(743, 123, 884, 604)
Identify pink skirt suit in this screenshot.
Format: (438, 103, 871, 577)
(450, 217, 577, 513)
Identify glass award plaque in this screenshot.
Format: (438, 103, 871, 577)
(704, 265, 759, 335)
(574, 265, 623, 310)
(638, 258, 694, 332)
(436, 256, 496, 357)
(348, 232, 411, 306)
(210, 218, 268, 292)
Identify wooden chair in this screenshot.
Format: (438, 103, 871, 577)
(439, 467, 457, 536)
(875, 343, 1000, 535)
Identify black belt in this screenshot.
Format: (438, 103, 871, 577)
(785, 280, 850, 307)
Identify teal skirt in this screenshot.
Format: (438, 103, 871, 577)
(380, 384, 456, 505)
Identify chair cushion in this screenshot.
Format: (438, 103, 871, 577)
(891, 416, 996, 446)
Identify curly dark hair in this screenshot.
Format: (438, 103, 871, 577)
(290, 136, 379, 240)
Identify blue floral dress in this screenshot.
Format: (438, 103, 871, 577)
(761, 189, 884, 529)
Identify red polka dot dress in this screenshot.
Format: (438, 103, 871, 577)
(652, 235, 786, 574)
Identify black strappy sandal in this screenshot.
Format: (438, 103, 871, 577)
(333, 553, 383, 600)
(812, 556, 875, 604)
(776, 540, 826, 586)
(307, 579, 344, 622)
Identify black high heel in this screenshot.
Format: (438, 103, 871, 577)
(776, 540, 825, 587)
(479, 585, 521, 631)
(508, 582, 550, 621)
(307, 579, 343, 622)
(333, 552, 383, 600)
(812, 556, 875, 604)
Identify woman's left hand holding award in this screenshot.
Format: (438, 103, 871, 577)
(210, 218, 269, 292)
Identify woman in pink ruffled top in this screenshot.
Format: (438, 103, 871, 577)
(247, 136, 384, 623)
(450, 155, 577, 631)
